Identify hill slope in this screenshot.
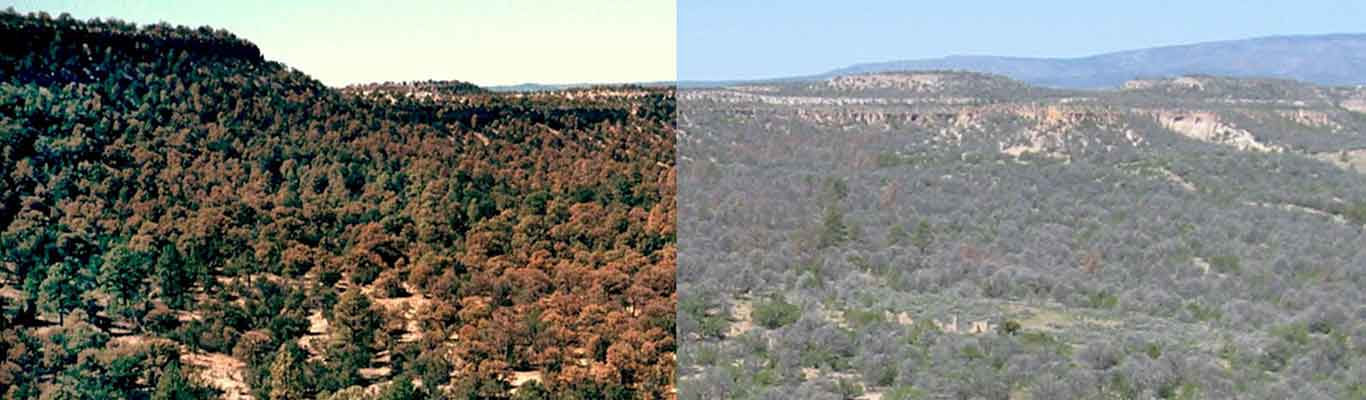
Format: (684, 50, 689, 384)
(678, 72, 1366, 399)
(0, 10, 676, 399)
(821, 34, 1366, 88)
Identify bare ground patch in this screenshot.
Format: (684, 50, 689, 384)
(182, 351, 252, 400)
(727, 298, 755, 337)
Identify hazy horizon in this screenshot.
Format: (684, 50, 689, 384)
(679, 0, 1366, 81)
(7, 0, 676, 87)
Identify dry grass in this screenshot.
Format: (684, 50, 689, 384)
(182, 351, 251, 400)
(510, 370, 544, 392)
(297, 310, 330, 360)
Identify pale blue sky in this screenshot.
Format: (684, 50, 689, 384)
(12, 1, 1365, 84)
(8, 0, 676, 86)
(680, 0, 1366, 81)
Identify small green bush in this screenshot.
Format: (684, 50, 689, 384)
(753, 296, 801, 329)
(1208, 255, 1241, 274)
(997, 319, 1022, 336)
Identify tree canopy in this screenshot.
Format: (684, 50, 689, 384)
(0, 8, 675, 399)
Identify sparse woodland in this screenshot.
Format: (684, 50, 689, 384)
(0, 10, 675, 399)
(678, 73, 1366, 399)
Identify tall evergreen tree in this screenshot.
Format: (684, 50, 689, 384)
(38, 260, 92, 324)
(267, 343, 308, 400)
(327, 288, 381, 386)
(99, 242, 152, 326)
(152, 362, 197, 400)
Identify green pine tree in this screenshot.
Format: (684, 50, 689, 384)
(152, 362, 197, 400)
(887, 223, 909, 247)
(327, 288, 381, 387)
(818, 206, 849, 249)
(910, 220, 934, 255)
(268, 343, 308, 400)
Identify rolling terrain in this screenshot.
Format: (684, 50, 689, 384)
(678, 71, 1366, 399)
(0, 10, 675, 400)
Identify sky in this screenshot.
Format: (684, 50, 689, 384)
(679, 0, 1366, 81)
(7, 0, 676, 87)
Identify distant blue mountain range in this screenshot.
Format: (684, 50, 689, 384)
(680, 33, 1366, 89)
(487, 34, 1366, 90)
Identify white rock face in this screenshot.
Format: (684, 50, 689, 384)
(1153, 111, 1281, 152)
(1279, 109, 1342, 131)
(1341, 98, 1366, 114)
(826, 73, 949, 91)
(1122, 76, 1206, 90)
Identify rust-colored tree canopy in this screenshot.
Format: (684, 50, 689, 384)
(0, 10, 675, 399)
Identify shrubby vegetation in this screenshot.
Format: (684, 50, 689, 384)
(678, 73, 1366, 398)
(0, 9, 674, 399)
(753, 295, 801, 330)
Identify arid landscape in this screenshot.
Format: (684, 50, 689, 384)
(7, 2, 1366, 399)
(678, 71, 1366, 399)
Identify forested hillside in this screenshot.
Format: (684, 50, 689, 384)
(0, 10, 675, 399)
(678, 72, 1366, 399)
